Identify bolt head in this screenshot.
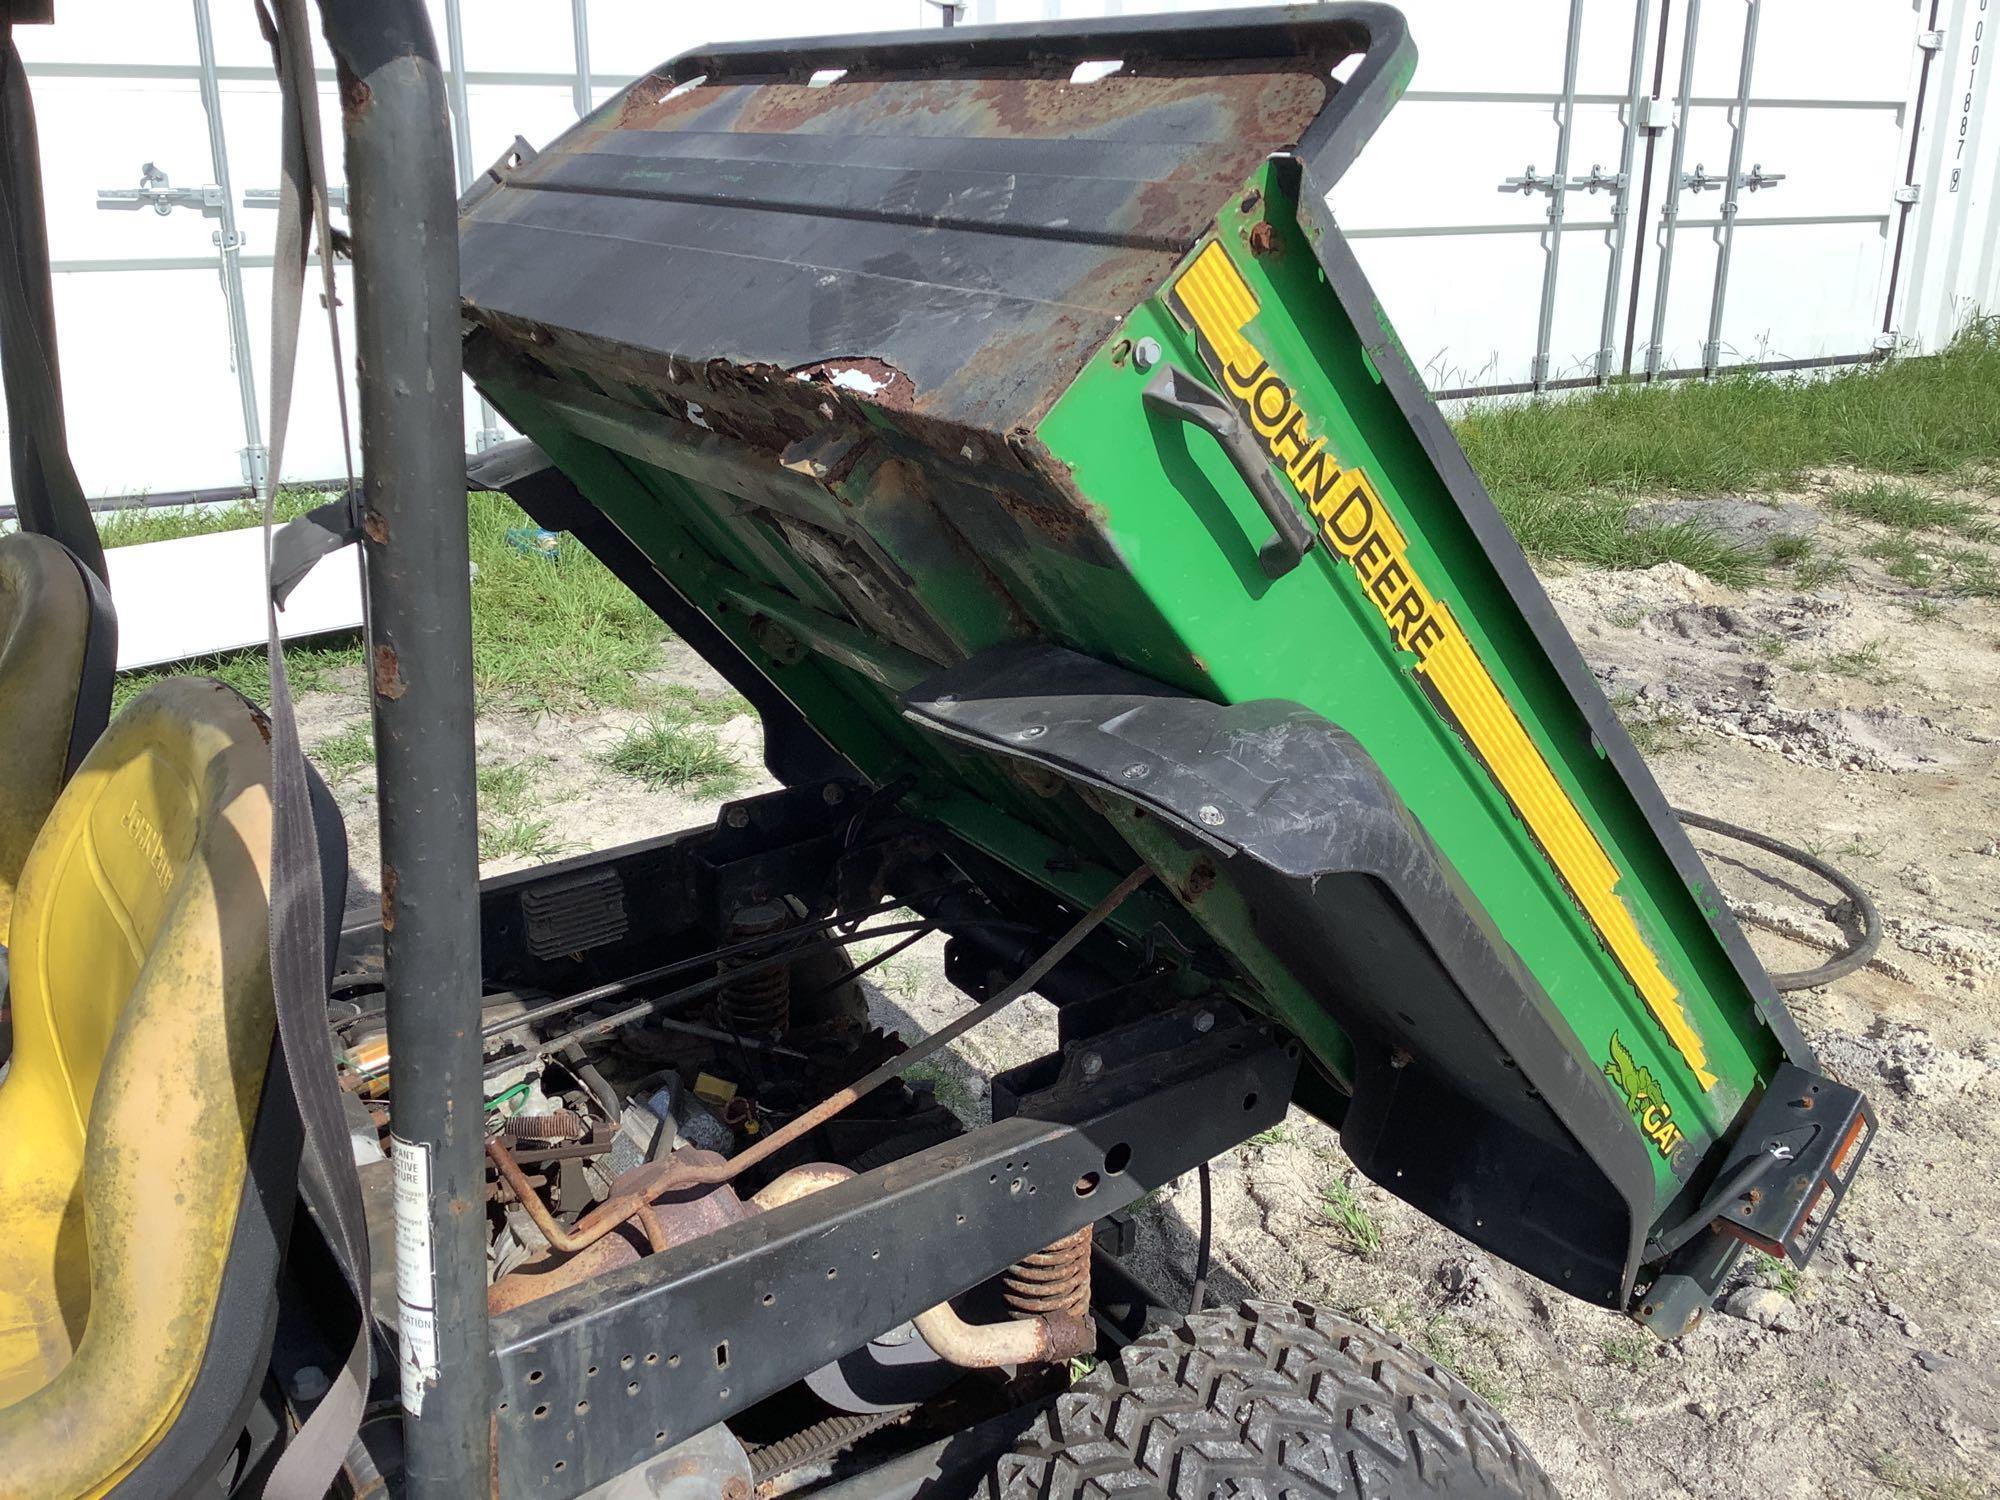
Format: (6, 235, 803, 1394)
(1197, 804, 1226, 827)
(1132, 337, 1163, 371)
(1120, 763, 1150, 780)
(287, 1364, 330, 1403)
(1193, 1010, 1215, 1033)
(1019, 724, 1047, 740)
(1080, 1051, 1103, 1077)
(725, 806, 751, 829)
(822, 783, 845, 805)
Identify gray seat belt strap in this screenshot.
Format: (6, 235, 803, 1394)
(254, 1, 375, 1494)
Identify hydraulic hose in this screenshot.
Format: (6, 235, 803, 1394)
(1673, 807, 1881, 992)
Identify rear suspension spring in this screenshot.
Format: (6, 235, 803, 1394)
(716, 898, 793, 1036)
(1003, 1224, 1092, 1319)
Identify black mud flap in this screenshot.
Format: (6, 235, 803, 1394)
(904, 642, 1658, 1308)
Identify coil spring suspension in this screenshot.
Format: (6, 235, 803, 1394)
(1003, 1224, 1092, 1319)
(717, 898, 793, 1036)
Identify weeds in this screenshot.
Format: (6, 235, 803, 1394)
(1755, 1258, 1805, 1299)
(476, 759, 564, 863)
(603, 712, 746, 795)
(1862, 535, 1998, 597)
(1874, 1452, 1985, 1500)
(1817, 640, 1891, 682)
(1249, 1124, 1295, 1148)
(903, 1061, 978, 1121)
(1600, 1332, 1653, 1373)
(1765, 532, 1814, 564)
(1609, 690, 1694, 757)
(875, 958, 927, 1003)
(1827, 479, 1988, 536)
(1320, 1178, 1382, 1257)
(310, 720, 374, 781)
(1791, 549, 1852, 589)
(1414, 1317, 1511, 1409)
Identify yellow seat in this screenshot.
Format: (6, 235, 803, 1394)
(0, 531, 116, 946)
(0, 677, 289, 1497)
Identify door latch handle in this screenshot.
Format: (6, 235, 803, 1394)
(1142, 364, 1316, 580)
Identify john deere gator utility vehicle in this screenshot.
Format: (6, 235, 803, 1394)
(0, 3, 1877, 1497)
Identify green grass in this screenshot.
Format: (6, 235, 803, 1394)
(112, 637, 364, 717)
(104, 489, 670, 720)
(1320, 1178, 1382, 1257)
(309, 720, 374, 781)
(1826, 479, 1991, 537)
(652, 682, 753, 724)
(93, 489, 325, 548)
(1474, 492, 1766, 584)
(465, 491, 667, 714)
(1248, 1124, 1295, 1147)
(1455, 317, 2000, 574)
(602, 712, 747, 795)
(476, 759, 564, 862)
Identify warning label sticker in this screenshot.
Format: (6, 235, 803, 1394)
(392, 1134, 442, 1415)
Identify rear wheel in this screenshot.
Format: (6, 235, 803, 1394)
(991, 1300, 1558, 1498)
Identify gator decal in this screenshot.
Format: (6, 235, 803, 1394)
(1165, 239, 1717, 1093)
(1605, 1031, 1688, 1158)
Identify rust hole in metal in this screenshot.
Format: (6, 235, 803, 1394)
(380, 863, 399, 933)
(362, 507, 388, 545)
(788, 355, 918, 414)
(373, 644, 408, 700)
(1181, 861, 1218, 901)
(338, 70, 370, 119)
(1247, 221, 1279, 257)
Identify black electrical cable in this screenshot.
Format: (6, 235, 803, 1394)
(476, 893, 966, 1041)
(482, 916, 1039, 1075)
(1673, 808, 1881, 991)
(800, 925, 932, 1004)
(1188, 1161, 1213, 1317)
(1645, 1145, 1786, 1260)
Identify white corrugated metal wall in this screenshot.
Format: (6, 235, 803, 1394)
(7, 0, 1995, 506)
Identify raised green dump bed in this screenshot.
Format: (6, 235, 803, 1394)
(457, 4, 1872, 1331)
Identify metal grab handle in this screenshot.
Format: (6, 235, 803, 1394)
(1142, 364, 1316, 580)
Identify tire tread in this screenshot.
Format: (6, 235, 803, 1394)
(991, 1300, 1559, 1500)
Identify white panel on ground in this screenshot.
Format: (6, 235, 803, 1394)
(105, 526, 362, 671)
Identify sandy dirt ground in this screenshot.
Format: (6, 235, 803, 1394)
(302, 471, 2000, 1500)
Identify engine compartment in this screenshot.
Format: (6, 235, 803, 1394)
(326, 779, 1213, 1488)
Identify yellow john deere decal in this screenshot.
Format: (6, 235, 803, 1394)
(1166, 240, 1717, 1093)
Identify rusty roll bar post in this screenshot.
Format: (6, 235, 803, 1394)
(323, 2, 491, 1490)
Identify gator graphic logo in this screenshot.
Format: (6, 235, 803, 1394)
(1605, 1031, 1687, 1159)
(1165, 239, 1717, 1094)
